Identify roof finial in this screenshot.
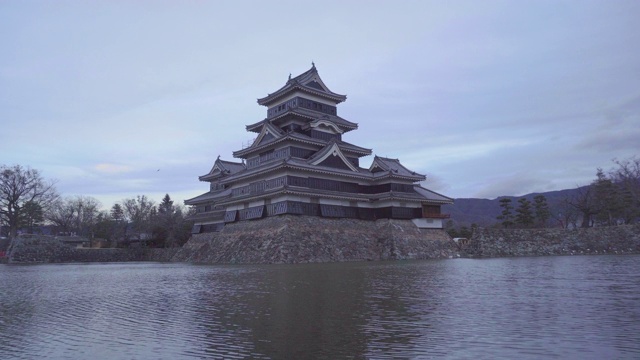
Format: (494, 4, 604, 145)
(311, 61, 315, 69)
(217, 155, 220, 160)
(288, 73, 291, 81)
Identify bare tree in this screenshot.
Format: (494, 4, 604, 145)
(0, 165, 58, 238)
(47, 196, 102, 237)
(70, 196, 102, 237)
(609, 156, 640, 223)
(555, 197, 580, 229)
(610, 156, 640, 202)
(47, 198, 76, 234)
(566, 185, 598, 228)
(123, 195, 156, 240)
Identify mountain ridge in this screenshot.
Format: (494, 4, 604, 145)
(443, 187, 585, 227)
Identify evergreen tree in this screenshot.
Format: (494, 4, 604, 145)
(444, 220, 458, 238)
(497, 198, 514, 228)
(458, 226, 472, 238)
(158, 194, 174, 215)
(515, 198, 534, 227)
(533, 195, 551, 227)
(153, 194, 176, 247)
(470, 223, 479, 236)
(20, 200, 44, 234)
(93, 211, 112, 241)
(110, 203, 124, 221)
(110, 203, 126, 241)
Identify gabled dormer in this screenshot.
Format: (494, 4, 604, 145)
(199, 156, 246, 182)
(251, 122, 283, 147)
(308, 141, 359, 172)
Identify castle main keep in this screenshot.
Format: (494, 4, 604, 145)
(186, 64, 452, 234)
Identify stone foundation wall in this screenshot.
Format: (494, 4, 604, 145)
(7, 235, 178, 264)
(463, 224, 640, 258)
(172, 215, 457, 264)
(8, 222, 638, 265)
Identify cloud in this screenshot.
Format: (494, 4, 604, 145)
(472, 173, 556, 200)
(2, 0, 640, 209)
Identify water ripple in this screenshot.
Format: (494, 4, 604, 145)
(1, 257, 639, 359)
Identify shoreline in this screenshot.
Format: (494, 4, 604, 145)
(4, 219, 640, 265)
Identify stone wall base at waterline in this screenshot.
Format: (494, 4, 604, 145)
(6, 235, 178, 264)
(462, 224, 640, 258)
(172, 215, 457, 264)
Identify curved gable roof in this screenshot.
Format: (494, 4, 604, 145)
(251, 122, 284, 147)
(308, 141, 359, 172)
(369, 156, 426, 180)
(199, 157, 246, 181)
(257, 64, 347, 106)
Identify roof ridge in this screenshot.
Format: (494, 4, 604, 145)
(257, 64, 346, 106)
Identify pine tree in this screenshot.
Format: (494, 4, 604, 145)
(158, 194, 174, 215)
(20, 200, 44, 234)
(533, 195, 551, 227)
(515, 198, 534, 227)
(110, 203, 124, 221)
(497, 198, 514, 228)
(109, 203, 126, 241)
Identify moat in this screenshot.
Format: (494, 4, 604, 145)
(1, 255, 639, 359)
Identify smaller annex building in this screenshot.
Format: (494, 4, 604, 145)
(185, 64, 453, 234)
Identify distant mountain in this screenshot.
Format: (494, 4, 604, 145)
(443, 187, 585, 227)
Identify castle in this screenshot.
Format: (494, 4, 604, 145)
(185, 64, 452, 233)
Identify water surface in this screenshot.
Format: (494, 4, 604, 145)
(1, 255, 639, 359)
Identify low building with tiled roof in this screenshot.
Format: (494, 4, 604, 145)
(185, 64, 453, 233)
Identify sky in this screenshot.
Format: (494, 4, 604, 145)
(1, 0, 639, 211)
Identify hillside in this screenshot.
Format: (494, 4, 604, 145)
(443, 187, 585, 227)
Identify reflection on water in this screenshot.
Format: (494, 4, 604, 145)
(1, 256, 639, 359)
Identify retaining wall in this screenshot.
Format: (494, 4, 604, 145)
(6, 235, 178, 264)
(10, 221, 637, 265)
(463, 224, 640, 258)
(172, 215, 457, 264)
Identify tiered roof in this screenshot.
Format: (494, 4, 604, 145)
(233, 131, 371, 158)
(257, 63, 347, 106)
(186, 64, 453, 216)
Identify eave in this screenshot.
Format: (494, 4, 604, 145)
(257, 85, 346, 106)
(232, 133, 371, 158)
(246, 109, 358, 134)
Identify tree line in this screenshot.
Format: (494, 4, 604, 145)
(446, 156, 639, 236)
(564, 157, 640, 228)
(446, 194, 552, 237)
(495, 156, 639, 229)
(0, 164, 194, 247)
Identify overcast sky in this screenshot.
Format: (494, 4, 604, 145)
(1, 0, 639, 210)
